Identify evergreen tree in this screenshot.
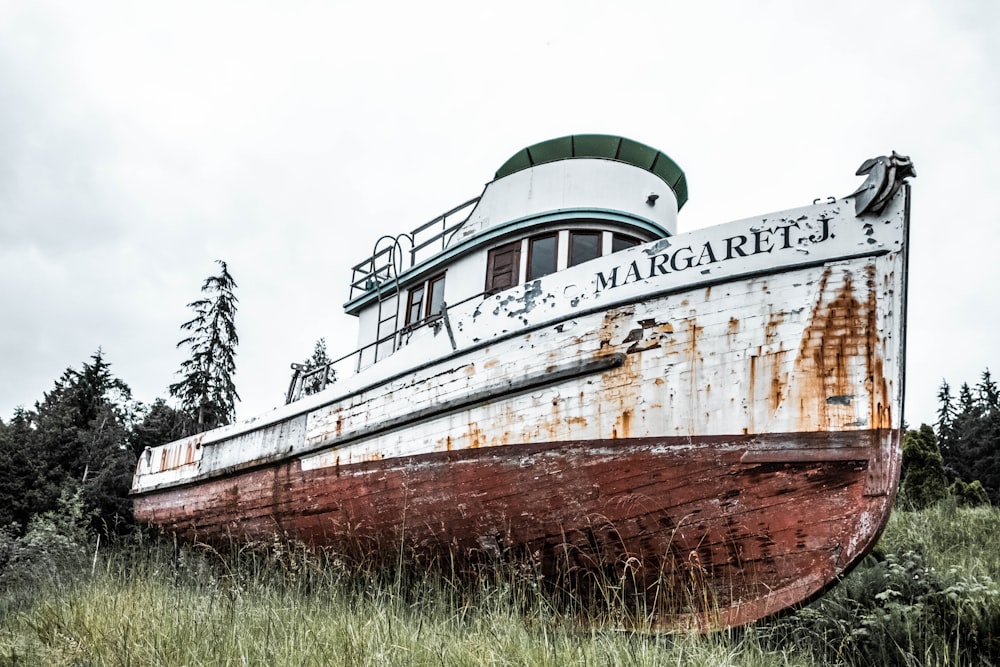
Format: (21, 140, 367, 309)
(0, 411, 34, 528)
(946, 383, 981, 490)
(8, 351, 137, 533)
(302, 337, 335, 396)
(899, 424, 948, 510)
(937, 370, 1000, 505)
(170, 260, 240, 431)
(979, 369, 1000, 409)
(129, 398, 193, 457)
(935, 380, 954, 455)
(974, 369, 1000, 503)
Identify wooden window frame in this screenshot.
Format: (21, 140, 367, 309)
(485, 240, 521, 295)
(425, 273, 446, 319)
(405, 273, 447, 326)
(405, 283, 426, 325)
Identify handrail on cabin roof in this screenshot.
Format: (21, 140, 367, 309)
(347, 135, 686, 302)
(348, 197, 479, 301)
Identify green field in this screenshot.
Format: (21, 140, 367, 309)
(2, 502, 998, 666)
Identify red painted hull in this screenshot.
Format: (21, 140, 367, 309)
(133, 428, 900, 629)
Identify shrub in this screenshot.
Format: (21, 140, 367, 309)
(899, 424, 948, 510)
(764, 508, 1000, 665)
(949, 478, 991, 508)
(0, 488, 91, 616)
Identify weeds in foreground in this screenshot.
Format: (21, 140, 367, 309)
(0, 503, 998, 665)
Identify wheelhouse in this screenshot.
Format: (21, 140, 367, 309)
(342, 135, 687, 371)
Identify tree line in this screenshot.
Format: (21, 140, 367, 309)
(0, 261, 241, 535)
(900, 369, 1000, 509)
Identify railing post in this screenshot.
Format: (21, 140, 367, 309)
(440, 302, 457, 351)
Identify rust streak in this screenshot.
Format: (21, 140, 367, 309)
(865, 263, 891, 430)
(789, 266, 879, 432)
(617, 410, 633, 439)
(467, 422, 484, 449)
(765, 310, 785, 345)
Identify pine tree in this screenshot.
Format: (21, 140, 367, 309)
(947, 383, 982, 490)
(979, 369, 1000, 409)
(0, 411, 33, 528)
(937, 370, 1000, 505)
(975, 369, 1000, 503)
(935, 380, 954, 455)
(302, 338, 335, 396)
(170, 260, 240, 431)
(12, 351, 138, 533)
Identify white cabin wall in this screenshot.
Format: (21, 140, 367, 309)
(356, 253, 484, 367)
(441, 252, 485, 307)
(356, 307, 379, 349)
(452, 159, 678, 245)
(356, 292, 401, 367)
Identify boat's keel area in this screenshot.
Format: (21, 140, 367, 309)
(133, 428, 899, 630)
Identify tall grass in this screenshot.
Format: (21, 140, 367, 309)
(1, 503, 998, 666)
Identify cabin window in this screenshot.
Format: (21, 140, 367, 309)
(569, 231, 602, 267)
(427, 274, 446, 317)
(405, 284, 425, 325)
(405, 273, 446, 325)
(612, 234, 641, 253)
(528, 234, 558, 281)
(486, 241, 521, 294)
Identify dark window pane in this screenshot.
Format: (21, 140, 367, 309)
(612, 234, 640, 253)
(427, 275, 446, 317)
(528, 234, 557, 280)
(569, 232, 601, 267)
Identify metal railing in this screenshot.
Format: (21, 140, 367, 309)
(285, 290, 488, 404)
(348, 197, 480, 302)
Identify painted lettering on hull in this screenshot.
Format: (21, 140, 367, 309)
(593, 220, 833, 292)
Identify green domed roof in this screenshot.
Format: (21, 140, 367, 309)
(494, 134, 687, 210)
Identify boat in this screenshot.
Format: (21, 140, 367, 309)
(131, 135, 913, 630)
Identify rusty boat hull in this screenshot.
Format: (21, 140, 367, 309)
(135, 430, 898, 628)
(133, 179, 908, 629)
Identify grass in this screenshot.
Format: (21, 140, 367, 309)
(1, 503, 998, 666)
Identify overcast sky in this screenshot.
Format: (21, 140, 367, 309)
(1, 1, 997, 430)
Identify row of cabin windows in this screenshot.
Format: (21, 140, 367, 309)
(403, 230, 643, 327)
(488, 230, 641, 293)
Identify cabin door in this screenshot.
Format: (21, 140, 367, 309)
(486, 241, 521, 294)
